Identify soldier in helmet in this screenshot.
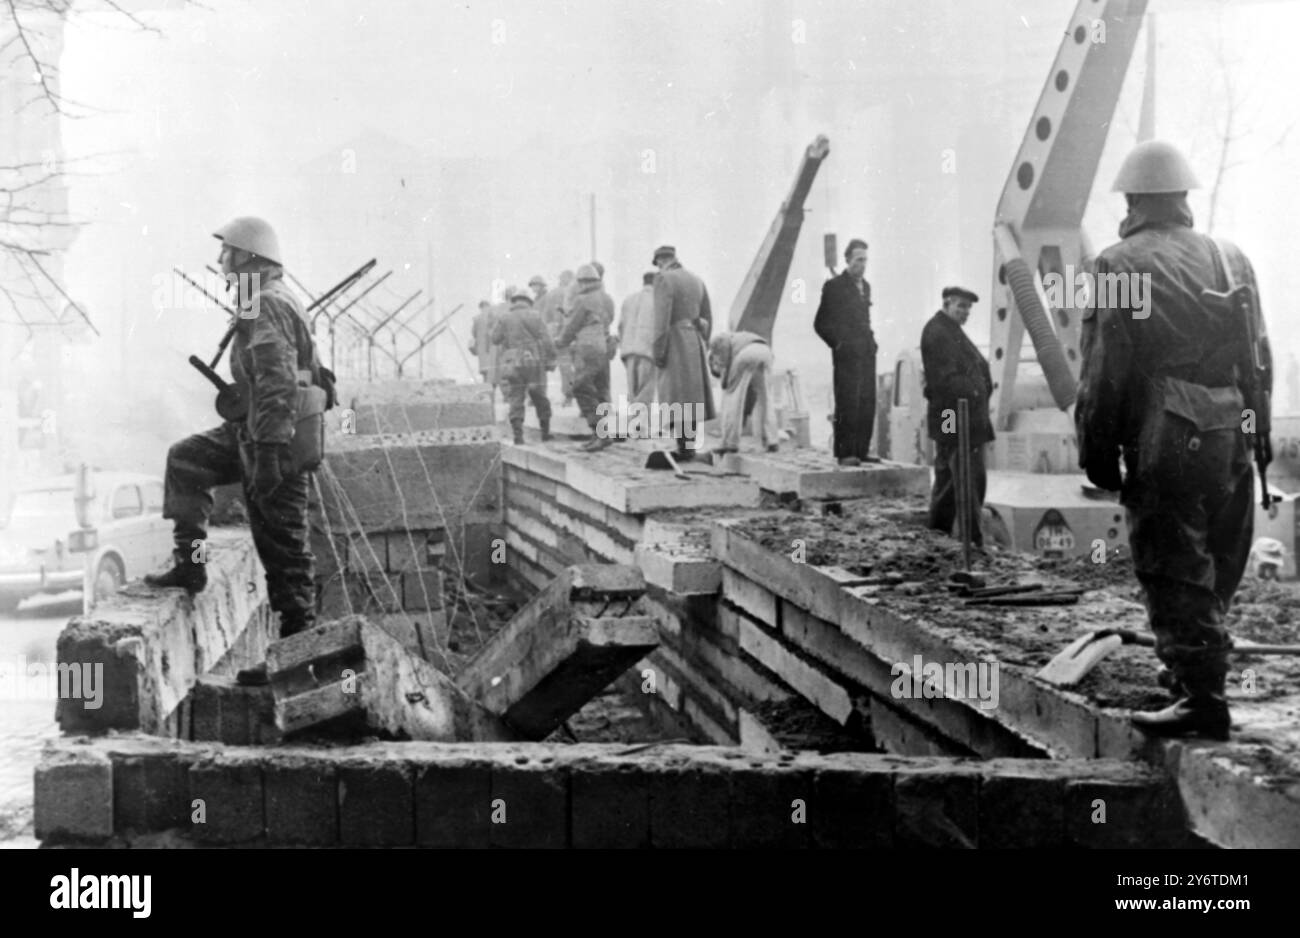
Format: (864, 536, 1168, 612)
(556, 264, 615, 451)
(494, 289, 556, 445)
(145, 217, 328, 685)
(1077, 141, 1272, 740)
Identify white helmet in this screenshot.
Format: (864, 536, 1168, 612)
(213, 216, 283, 265)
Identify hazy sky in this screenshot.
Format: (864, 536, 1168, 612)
(39, 0, 1300, 435)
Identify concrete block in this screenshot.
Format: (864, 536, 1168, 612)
(725, 755, 814, 849)
(114, 749, 190, 833)
(387, 530, 445, 573)
(188, 674, 279, 746)
(415, 756, 493, 848)
(647, 758, 732, 848)
(1066, 774, 1186, 848)
(56, 528, 268, 735)
(35, 746, 114, 842)
(571, 761, 651, 848)
(869, 698, 970, 757)
(735, 615, 853, 725)
(722, 568, 779, 628)
(339, 760, 414, 846)
(810, 758, 894, 848)
(319, 437, 502, 531)
(489, 759, 568, 848)
(265, 756, 338, 846)
(188, 753, 265, 844)
(894, 764, 980, 848)
(402, 568, 445, 611)
(269, 617, 498, 741)
(736, 451, 929, 500)
(458, 566, 657, 738)
(635, 538, 721, 595)
(344, 534, 388, 574)
(317, 570, 404, 619)
(979, 772, 1066, 848)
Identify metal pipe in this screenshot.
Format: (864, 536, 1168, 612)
(957, 398, 972, 572)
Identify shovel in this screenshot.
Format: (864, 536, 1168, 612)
(1037, 628, 1300, 687)
(644, 450, 690, 480)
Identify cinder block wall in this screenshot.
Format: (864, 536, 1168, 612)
(35, 736, 1193, 848)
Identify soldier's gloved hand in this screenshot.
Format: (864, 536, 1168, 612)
(252, 443, 285, 506)
(1084, 452, 1123, 492)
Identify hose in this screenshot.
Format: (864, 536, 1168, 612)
(1004, 257, 1076, 409)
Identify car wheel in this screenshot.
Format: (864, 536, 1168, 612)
(93, 555, 125, 603)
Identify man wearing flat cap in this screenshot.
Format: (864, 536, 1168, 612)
(814, 238, 877, 466)
(921, 286, 994, 546)
(651, 244, 717, 460)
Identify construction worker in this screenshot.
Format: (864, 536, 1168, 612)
(619, 271, 658, 401)
(557, 264, 615, 451)
(814, 238, 876, 466)
(145, 217, 327, 684)
(469, 299, 500, 396)
(920, 286, 993, 547)
(1076, 140, 1271, 740)
(707, 331, 780, 455)
(493, 289, 556, 445)
(651, 245, 717, 460)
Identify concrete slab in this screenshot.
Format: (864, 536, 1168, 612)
(267, 617, 510, 742)
(56, 528, 273, 735)
(318, 436, 502, 532)
(736, 450, 930, 500)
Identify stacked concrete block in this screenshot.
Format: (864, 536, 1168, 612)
(35, 736, 1201, 848)
(55, 528, 274, 736)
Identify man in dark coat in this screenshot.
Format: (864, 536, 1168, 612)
(814, 238, 876, 466)
(1077, 140, 1270, 740)
(651, 245, 717, 460)
(494, 290, 556, 445)
(920, 286, 993, 546)
(145, 217, 327, 684)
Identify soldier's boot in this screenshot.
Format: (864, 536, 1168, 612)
(1132, 667, 1229, 741)
(1156, 667, 1186, 696)
(540, 417, 551, 442)
(512, 422, 525, 445)
(144, 548, 208, 594)
(236, 611, 315, 686)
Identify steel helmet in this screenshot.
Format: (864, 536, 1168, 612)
(1111, 141, 1200, 194)
(510, 289, 533, 306)
(576, 263, 600, 282)
(213, 216, 283, 265)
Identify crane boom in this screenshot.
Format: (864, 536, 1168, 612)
(729, 135, 831, 341)
(989, 0, 1148, 432)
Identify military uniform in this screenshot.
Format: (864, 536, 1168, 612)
(161, 268, 320, 634)
(1077, 194, 1269, 717)
(558, 277, 615, 435)
(920, 306, 994, 545)
(494, 298, 556, 443)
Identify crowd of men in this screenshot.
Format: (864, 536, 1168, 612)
(470, 244, 727, 461)
(139, 141, 1265, 742)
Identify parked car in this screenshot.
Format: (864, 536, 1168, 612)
(0, 472, 173, 613)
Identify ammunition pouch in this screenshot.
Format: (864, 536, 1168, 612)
(290, 383, 328, 474)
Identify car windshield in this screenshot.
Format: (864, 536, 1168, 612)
(7, 489, 77, 527)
